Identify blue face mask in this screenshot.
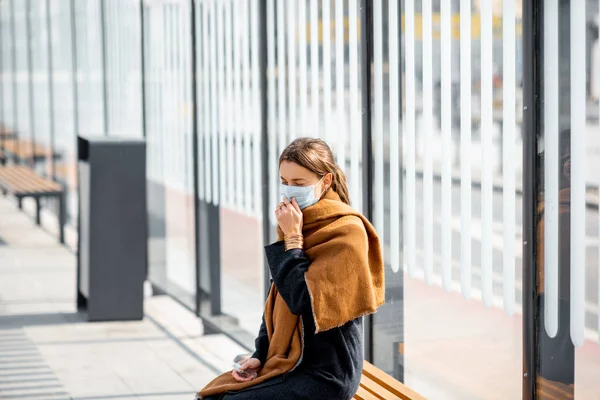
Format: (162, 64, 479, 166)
(280, 177, 325, 210)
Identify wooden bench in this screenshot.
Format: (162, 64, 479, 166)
(233, 354, 425, 400)
(0, 128, 16, 140)
(1, 139, 59, 164)
(354, 361, 426, 400)
(0, 165, 66, 243)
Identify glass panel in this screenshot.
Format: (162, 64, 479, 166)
(145, 2, 196, 310)
(104, 0, 143, 137)
(14, 0, 32, 157)
(49, 0, 76, 224)
(541, 1, 600, 398)
(1, 1, 15, 133)
(29, 0, 52, 177)
(73, 0, 104, 135)
(373, 1, 524, 398)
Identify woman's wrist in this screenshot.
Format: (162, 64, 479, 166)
(283, 232, 303, 251)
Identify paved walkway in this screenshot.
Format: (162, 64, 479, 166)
(0, 195, 243, 400)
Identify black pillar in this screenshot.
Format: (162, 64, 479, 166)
(522, 0, 543, 398)
(359, 0, 374, 363)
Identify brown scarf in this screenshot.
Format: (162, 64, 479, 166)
(197, 190, 384, 399)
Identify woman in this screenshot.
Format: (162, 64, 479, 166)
(197, 138, 385, 400)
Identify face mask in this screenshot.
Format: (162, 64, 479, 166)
(280, 177, 325, 210)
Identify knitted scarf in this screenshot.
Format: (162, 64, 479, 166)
(197, 190, 384, 398)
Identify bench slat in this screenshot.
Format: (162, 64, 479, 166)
(360, 374, 403, 400)
(0, 166, 62, 195)
(362, 361, 427, 400)
(354, 385, 381, 400)
(2, 139, 52, 159)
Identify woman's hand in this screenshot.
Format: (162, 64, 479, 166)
(275, 197, 303, 235)
(232, 358, 261, 382)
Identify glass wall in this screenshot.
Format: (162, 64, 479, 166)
(371, 1, 524, 398)
(540, 0, 600, 398)
(29, 0, 52, 177)
(145, 0, 196, 309)
(13, 0, 32, 161)
(49, 0, 77, 223)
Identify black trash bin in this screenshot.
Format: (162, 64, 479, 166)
(77, 135, 147, 321)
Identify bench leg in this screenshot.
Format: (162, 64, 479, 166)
(58, 192, 66, 244)
(35, 197, 41, 225)
(17, 197, 22, 210)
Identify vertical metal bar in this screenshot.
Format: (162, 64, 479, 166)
(46, 0, 55, 179)
(440, 0, 452, 291)
(286, 0, 295, 140)
(522, 0, 543, 398)
(480, 0, 494, 307)
(334, 0, 344, 169)
(405, 0, 416, 277)
(359, 0, 373, 363)
(276, 1, 286, 153)
(190, 0, 201, 316)
(259, 0, 270, 296)
(422, 0, 433, 284)
(70, 0, 79, 135)
(297, 0, 306, 136)
(459, 0, 472, 299)
(140, 0, 147, 139)
(11, 0, 19, 155)
(348, 0, 360, 209)
(26, 0, 35, 168)
(569, 0, 586, 349)
(322, 0, 331, 142)
(310, 0, 319, 138)
(251, 0, 261, 218)
(0, 2, 3, 150)
(267, 0, 277, 227)
(389, 0, 400, 274)
(503, 0, 517, 317)
(100, 0, 108, 135)
(372, 0, 383, 244)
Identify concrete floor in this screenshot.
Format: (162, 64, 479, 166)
(0, 195, 244, 400)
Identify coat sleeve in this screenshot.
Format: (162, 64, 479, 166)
(250, 314, 269, 365)
(264, 241, 312, 315)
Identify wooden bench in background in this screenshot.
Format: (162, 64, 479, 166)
(0, 165, 65, 243)
(354, 361, 426, 400)
(1, 139, 60, 164)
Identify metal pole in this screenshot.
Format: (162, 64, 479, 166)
(140, 0, 147, 139)
(359, 0, 374, 363)
(259, 0, 270, 297)
(10, 0, 18, 159)
(100, 0, 109, 135)
(25, 0, 35, 168)
(46, 0, 56, 179)
(522, 0, 543, 398)
(190, 0, 202, 316)
(71, 0, 83, 308)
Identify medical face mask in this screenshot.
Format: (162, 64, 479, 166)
(280, 177, 325, 210)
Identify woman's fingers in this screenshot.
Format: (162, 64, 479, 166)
(291, 198, 301, 213)
(232, 370, 254, 382)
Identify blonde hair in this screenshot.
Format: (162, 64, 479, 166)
(279, 138, 351, 205)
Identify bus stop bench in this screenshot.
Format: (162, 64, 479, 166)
(354, 361, 426, 400)
(0, 165, 65, 243)
(233, 354, 425, 400)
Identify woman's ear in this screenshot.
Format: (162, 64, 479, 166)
(324, 172, 334, 190)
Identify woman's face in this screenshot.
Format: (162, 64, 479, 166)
(280, 161, 332, 198)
